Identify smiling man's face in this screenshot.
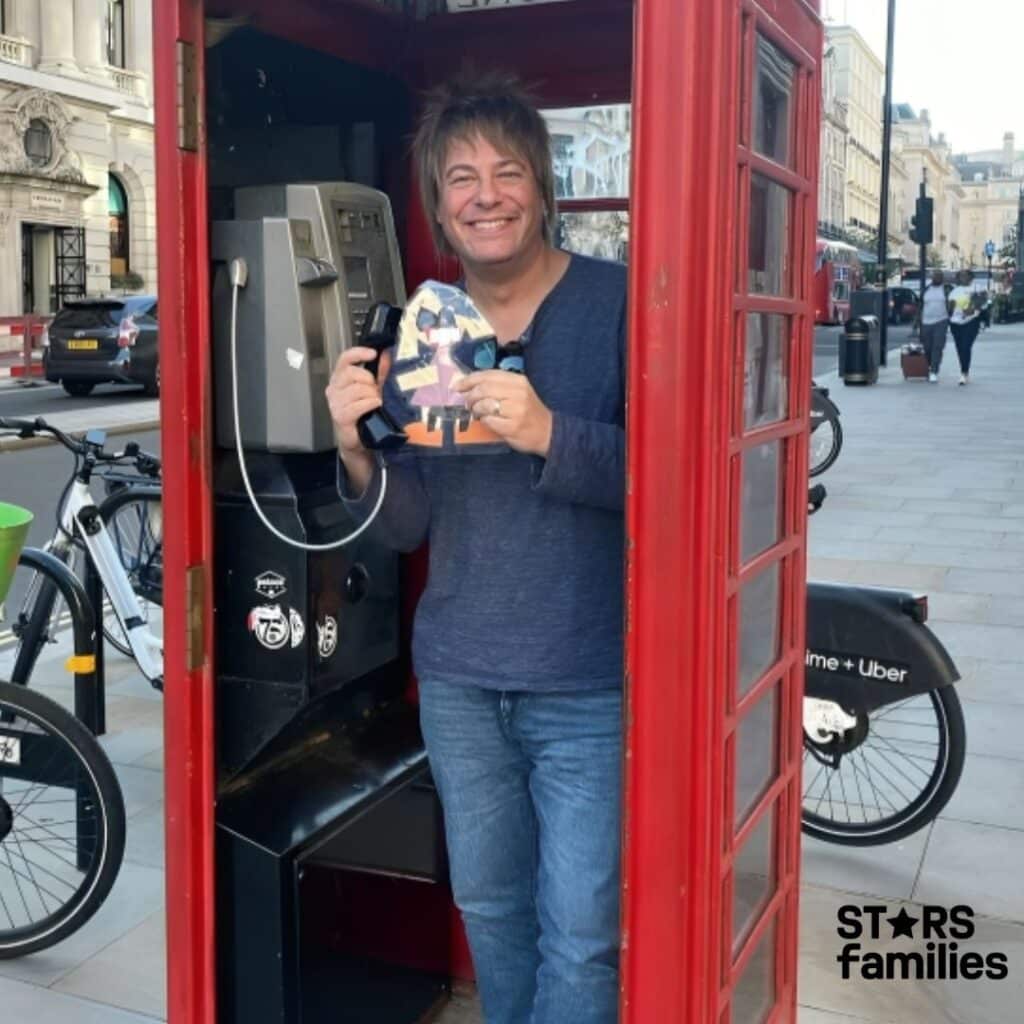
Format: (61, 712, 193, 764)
(437, 133, 546, 276)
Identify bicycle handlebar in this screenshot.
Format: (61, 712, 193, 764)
(0, 416, 161, 476)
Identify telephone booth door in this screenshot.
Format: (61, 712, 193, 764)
(153, 1, 822, 1022)
(625, 3, 821, 1021)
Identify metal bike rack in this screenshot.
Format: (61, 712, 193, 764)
(13, 547, 102, 735)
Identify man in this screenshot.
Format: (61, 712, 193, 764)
(948, 269, 982, 385)
(919, 269, 949, 383)
(326, 74, 625, 1024)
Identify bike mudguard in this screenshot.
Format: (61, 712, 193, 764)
(805, 581, 960, 712)
(809, 389, 839, 428)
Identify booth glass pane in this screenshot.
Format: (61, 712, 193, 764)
(740, 441, 782, 564)
(749, 176, 790, 296)
(556, 210, 629, 262)
(732, 806, 776, 953)
(754, 36, 795, 166)
(735, 684, 778, 826)
(543, 105, 631, 199)
(733, 920, 776, 1024)
(744, 314, 788, 429)
(737, 563, 780, 698)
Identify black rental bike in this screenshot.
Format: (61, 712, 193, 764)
(0, 522, 126, 958)
(802, 486, 966, 845)
(809, 381, 842, 478)
(0, 678, 126, 958)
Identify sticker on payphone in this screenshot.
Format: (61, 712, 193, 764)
(381, 281, 518, 455)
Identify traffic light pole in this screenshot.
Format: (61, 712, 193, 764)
(918, 181, 927, 320)
(876, 0, 896, 366)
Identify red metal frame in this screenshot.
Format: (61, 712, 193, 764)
(622, 3, 738, 1017)
(153, 2, 822, 1020)
(153, 3, 217, 1022)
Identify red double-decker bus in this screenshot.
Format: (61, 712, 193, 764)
(813, 238, 861, 324)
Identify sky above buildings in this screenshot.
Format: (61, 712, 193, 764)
(822, 0, 1021, 155)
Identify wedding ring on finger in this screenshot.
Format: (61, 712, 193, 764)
(492, 398, 503, 417)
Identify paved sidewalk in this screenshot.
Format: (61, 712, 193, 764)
(799, 322, 1024, 1023)
(2, 324, 1024, 1022)
(0, 388, 160, 451)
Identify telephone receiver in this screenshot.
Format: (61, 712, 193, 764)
(356, 301, 407, 451)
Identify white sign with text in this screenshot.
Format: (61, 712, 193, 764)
(30, 192, 65, 212)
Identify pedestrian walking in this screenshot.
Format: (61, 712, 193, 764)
(948, 269, 982, 385)
(919, 269, 949, 383)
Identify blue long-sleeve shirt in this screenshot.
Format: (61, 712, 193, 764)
(340, 253, 626, 691)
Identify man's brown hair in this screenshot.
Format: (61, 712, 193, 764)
(412, 72, 557, 255)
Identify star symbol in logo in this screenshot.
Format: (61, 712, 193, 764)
(843, 659, 854, 670)
(888, 907, 918, 939)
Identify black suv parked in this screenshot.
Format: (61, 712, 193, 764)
(888, 286, 919, 324)
(43, 295, 158, 397)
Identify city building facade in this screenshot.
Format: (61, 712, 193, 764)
(825, 25, 882, 244)
(0, 0, 154, 323)
(817, 42, 847, 238)
(891, 105, 964, 269)
(955, 133, 1024, 271)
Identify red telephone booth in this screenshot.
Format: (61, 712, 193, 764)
(153, 1, 822, 1021)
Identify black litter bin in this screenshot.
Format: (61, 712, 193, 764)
(840, 315, 879, 385)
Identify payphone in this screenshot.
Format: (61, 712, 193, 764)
(209, 181, 408, 773)
(209, 184, 449, 1022)
(211, 182, 405, 453)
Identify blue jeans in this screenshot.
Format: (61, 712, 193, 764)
(418, 680, 622, 1024)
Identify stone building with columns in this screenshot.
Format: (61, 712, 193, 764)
(0, 0, 154, 322)
(954, 133, 1024, 272)
(891, 104, 964, 270)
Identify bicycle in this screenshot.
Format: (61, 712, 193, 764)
(809, 381, 842, 477)
(802, 486, 965, 845)
(0, 418, 163, 692)
(0, 510, 126, 957)
(93, 473, 163, 658)
(0, 678, 127, 957)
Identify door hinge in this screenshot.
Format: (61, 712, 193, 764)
(176, 40, 201, 152)
(185, 563, 206, 671)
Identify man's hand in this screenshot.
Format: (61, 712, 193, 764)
(453, 370, 553, 457)
(326, 348, 392, 495)
(325, 347, 392, 454)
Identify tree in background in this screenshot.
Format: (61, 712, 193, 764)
(999, 225, 1017, 270)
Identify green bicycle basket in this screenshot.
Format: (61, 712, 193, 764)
(0, 502, 33, 607)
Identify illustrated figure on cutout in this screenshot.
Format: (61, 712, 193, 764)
(390, 282, 504, 449)
(409, 305, 469, 432)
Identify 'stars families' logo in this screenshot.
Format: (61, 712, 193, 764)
(836, 903, 1009, 981)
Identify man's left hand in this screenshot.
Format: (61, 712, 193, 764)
(453, 371, 553, 457)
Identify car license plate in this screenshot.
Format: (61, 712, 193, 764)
(67, 339, 98, 350)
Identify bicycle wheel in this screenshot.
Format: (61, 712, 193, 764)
(0, 680, 125, 957)
(101, 492, 163, 657)
(802, 685, 965, 846)
(809, 410, 842, 477)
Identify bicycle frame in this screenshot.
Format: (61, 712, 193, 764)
(809, 384, 839, 434)
(59, 480, 163, 684)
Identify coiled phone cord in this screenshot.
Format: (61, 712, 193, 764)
(229, 258, 387, 551)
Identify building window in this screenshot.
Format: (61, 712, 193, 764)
(109, 174, 129, 275)
(1, 1, 6, 36)
(107, 1, 126, 68)
(24, 119, 53, 167)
